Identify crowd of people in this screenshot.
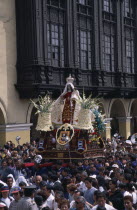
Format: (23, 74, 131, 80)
(0, 138, 136, 210)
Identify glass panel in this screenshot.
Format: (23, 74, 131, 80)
(126, 39, 134, 73)
(103, 35, 115, 71)
(79, 0, 86, 5)
(103, 0, 113, 13)
(103, 0, 109, 12)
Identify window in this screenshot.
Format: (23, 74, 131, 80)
(103, 35, 115, 71)
(77, 30, 91, 69)
(103, 0, 113, 13)
(123, 0, 134, 18)
(77, 1, 93, 69)
(126, 39, 134, 73)
(79, 0, 86, 5)
(47, 0, 65, 67)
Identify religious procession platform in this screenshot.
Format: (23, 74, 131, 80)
(32, 75, 106, 159)
(36, 149, 105, 159)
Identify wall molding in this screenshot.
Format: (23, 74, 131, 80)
(0, 123, 33, 132)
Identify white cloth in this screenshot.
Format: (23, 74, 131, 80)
(15, 175, 28, 186)
(42, 193, 55, 210)
(0, 180, 7, 186)
(7, 174, 16, 187)
(1, 197, 14, 208)
(91, 203, 116, 210)
(51, 82, 81, 125)
(77, 181, 87, 192)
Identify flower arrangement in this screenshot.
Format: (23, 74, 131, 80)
(93, 108, 105, 133)
(76, 92, 98, 110)
(30, 95, 54, 114)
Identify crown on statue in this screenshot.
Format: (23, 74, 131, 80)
(66, 74, 74, 84)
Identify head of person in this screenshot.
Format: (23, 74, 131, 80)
(78, 160, 83, 166)
(67, 183, 77, 195)
(19, 181, 27, 191)
(34, 195, 43, 207)
(96, 192, 107, 208)
(66, 84, 74, 92)
(123, 173, 133, 184)
(81, 171, 88, 180)
(84, 177, 93, 189)
(93, 190, 102, 203)
(61, 168, 69, 177)
(73, 189, 83, 200)
(112, 164, 119, 172)
(119, 183, 126, 192)
(123, 195, 133, 210)
(0, 186, 9, 199)
(41, 184, 52, 197)
(35, 175, 42, 187)
(108, 155, 114, 163)
(75, 196, 86, 210)
(58, 199, 70, 210)
(108, 179, 117, 191)
(84, 159, 89, 166)
(1, 160, 7, 168)
(6, 177, 13, 189)
(11, 186, 22, 201)
(24, 185, 36, 198)
(14, 158, 22, 169)
(55, 191, 64, 203)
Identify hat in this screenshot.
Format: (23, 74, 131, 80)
(89, 175, 97, 179)
(126, 140, 132, 145)
(112, 164, 119, 168)
(1, 186, 9, 192)
(0, 202, 6, 207)
(11, 186, 21, 194)
(24, 185, 36, 190)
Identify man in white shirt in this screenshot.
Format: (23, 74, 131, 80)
(0, 186, 14, 208)
(91, 192, 116, 210)
(41, 184, 55, 210)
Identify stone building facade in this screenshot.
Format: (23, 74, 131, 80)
(0, 0, 137, 145)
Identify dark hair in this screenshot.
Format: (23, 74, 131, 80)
(55, 191, 64, 198)
(96, 192, 106, 200)
(124, 173, 133, 182)
(126, 183, 135, 192)
(119, 183, 126, 190)
(42, 207, 50, 210)
(84, 177, 93, 183)
(19, 182, 27, 187)
(109, 178, 117, 187)
(97, 206, 106, 210)
(24, 189, 35, 197)
(35, 195, 43, 206)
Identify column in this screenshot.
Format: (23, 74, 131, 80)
(102, 118, 112, 139)
(117, 117, 132, 139)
